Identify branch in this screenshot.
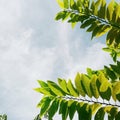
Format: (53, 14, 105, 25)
(61, 95, 120, 108)
(64, 9, 120, 29)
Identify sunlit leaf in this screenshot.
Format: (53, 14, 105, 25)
(81, 74, 92, 97)
(58, 78, 69, 94)
(56, 0, 64, 8)
(75, 73, 86, 96)
(107, 0, 114, 21)
(90, 75, 99, 98)
(47, 81, 66, 96)
(67, 79, 79, 97)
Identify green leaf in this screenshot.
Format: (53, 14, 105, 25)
(102, 47, 112, 52)
(90, 104, 101, 114)
(106, 28, 117, 46)
(95, 25, 111, 38)
(59, 101, 68, 120)
(58, 78, 69, 94)
(104, 66, 117, 81)
(71, 22, 77, 28)
(100, 81, 110, 92)
(37, 80, 48, 88)
(56, 0, 64, 8)
(70, 0, 74, 7)
(90, 75, 99, 98)
(37, 96, 52, 108)
(107, 0, 114, 21)
(113, 4, 120, 22)
(81, 74, 92, 97)
(68, 101, 77, 120)
(91, 24, 103, 39)
(55, 11, 69, 21)
(98, 73, 112, 100)
(48, 99, 59, 119)
(107, 107, 118, 120)
(110, 64, 120, 75)
(87, 68, 93, 77)
(75, 73, 86, 96)
(98, 0, 106, 19)
(47, 81, 65, 96)
(63, 0, 69, 8)
(40, 97, 52, 117)
(67, 79, 79, 97)
(112, 81, 120, 101)
(80, 18, 96, 28)
(95, 107, 105, 120)
(86, 22, 98, 32)
(34, 87, 53, 95)
(91, 0, 101, 15)
(77, 103, 92, 120)
(115, 111, 120, 120)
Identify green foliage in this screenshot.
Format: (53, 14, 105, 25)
(35, 70, 120, 120)
(35, 0, 120, 120)
(55, 0, 120, 61)
(0, 115, 7, 120)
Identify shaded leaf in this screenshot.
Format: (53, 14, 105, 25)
(115, 111, 120, 120)
(48, 99, 59, 119)
(40, 97, 52, 117)
(68, 101, 77, 120)
(95, 107, 105, 120)
(80, 18, 96, 28)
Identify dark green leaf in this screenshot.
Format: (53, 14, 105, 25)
(59, 101, 68, 120)
(55, 11, 69, 21)
(98, 0, 106, 19)
(68, 101, 77, 120)
(40, 97, 52, 117)
(95, 107, 105, 120)
(104, 66, 117, 81)
(107, 107, 118, 120)
(77, 103, 92, 120)
(115, 111, 120, 120)
(48, 99, 59, 119)
(80, 18, 96, 28)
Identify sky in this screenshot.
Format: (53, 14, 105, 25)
(0, 0, 114, 120)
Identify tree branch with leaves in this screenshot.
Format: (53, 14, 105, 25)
(35, 0, 120, 120)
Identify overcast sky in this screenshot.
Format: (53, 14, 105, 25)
(0, 0, 114, 120)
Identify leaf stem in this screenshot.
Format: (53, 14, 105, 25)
(61, 96, 120, 108)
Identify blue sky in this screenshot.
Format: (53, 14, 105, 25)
(0, 0, 114, 120)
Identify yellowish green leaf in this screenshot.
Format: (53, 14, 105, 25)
(75, 73, 86, 96)
(67, 79, 79, 97)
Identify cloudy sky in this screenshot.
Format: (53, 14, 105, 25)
(0, 0, 114, 120)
